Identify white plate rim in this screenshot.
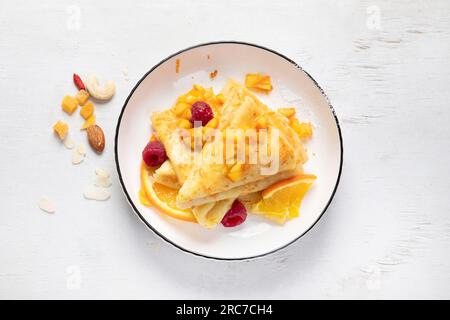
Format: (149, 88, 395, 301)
(114, 41, 344, 261)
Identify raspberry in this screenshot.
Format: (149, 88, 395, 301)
(190, 101, 214, 126)
(142, 140, 167, 167)
(221, 200, 247, 227)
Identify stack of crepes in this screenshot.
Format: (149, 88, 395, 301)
(151, 80, 308, 228)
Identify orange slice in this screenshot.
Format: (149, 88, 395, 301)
(140, 162, 196, 222)
(253, 174, 316, 224)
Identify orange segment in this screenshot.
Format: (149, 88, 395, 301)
(140, 162, 196, 222)
(262, 174, 317, 199)
(252, 174, 316, 224)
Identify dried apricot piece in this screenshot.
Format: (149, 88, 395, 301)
(193, 84, 206, 94)
(290, 117, 313, 139)
(278, 107, 296, 118)
(216, 93, 225, 104)
(255, 115, 268, 129)
(76, 90, 90, 106)
(53, 120, 68, 140)
(173, 102, 190, 116)
(61, 95, 78, 114)
(245, 73, 273, 93)
(81, 114, 96, 130)
(177, 118, 192, 129)
(227, 163, 244, 182)
(181, 108, 192, 120)
(205, 117, 218, 128)
(80, 101, 94, 119)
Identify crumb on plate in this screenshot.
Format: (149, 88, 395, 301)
(210, 69, 218, 79)
(176, 58, 180, 73)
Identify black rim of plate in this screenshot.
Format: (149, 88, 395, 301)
(114, 41, 344, 261)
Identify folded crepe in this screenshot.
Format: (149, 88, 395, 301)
(153, 160, 181, 189)
(152, 80, 307, 228)
(151, 110, 193, 184)
(151, 84, 244, 227)
(149, 159, 303, 227)
(151, 81, 244, 184)
(176, 81, 307, 209)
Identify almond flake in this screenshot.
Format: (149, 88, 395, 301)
(72, 150, 84, 164)
(83, 186, 111, 201)
(38, 197, 56, 213)
(92, 168, 111, 188)
(64, 137, 75, 149)
(95, 168, 110, 178)
(76, 144, 86, 155)
(95, 176, 111, 188)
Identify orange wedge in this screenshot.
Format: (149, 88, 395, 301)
(253, 174, 316, 224)
(140, 162, 196, 222)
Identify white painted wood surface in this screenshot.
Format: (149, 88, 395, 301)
(0, 0, 449, 299)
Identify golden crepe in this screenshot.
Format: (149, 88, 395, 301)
(192, 198, 235, 229)
(151, 81, 244, 184)
(179, 167, 302, 208)
(153, 160, 181, 189)
(151, 110, 193, 184)
(151, 160, 303, 227)
(150, 80, 308, 228)
(176, 81, 307, 209)
(151, 86, 239, 227)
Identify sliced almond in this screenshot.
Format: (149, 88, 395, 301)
(64, 137, 75, 149)
(72, 149, 84, 164)
(86, 125, 105, 153)
(94, 168, 111, 188)
(83, 186, 111, 201)
(38, 197, 56, 213)
(95, 168, 110, 178)
(76, 143, 86, 155)
(95, 176, 111, 188)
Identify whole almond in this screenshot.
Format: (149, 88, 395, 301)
(87, 125, 105, 153)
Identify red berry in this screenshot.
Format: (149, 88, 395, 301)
(190, 101, 214, 126)
(73, 73, 86, 91)
(221, 200, 247, 227)
(142, 140, 167, 167)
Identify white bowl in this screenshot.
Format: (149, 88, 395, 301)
(115, 42, 343, 260)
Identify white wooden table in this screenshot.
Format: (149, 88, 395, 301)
(1, 0, 449, 299)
